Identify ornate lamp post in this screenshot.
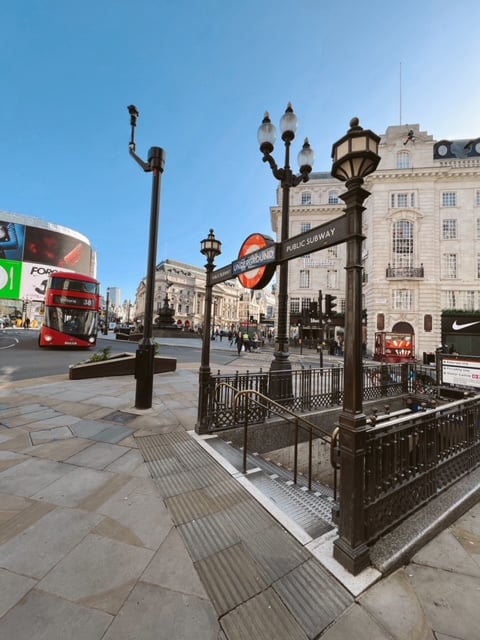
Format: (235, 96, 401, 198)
(258, 104, 314, 397)
(331, 118, 380, 575)
(196, 229, 222, 434)
(127, 105, 166, 409)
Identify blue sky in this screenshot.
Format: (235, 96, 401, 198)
(1, 0, 480, 302)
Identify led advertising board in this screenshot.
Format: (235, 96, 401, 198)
(0, 218, 92, 301)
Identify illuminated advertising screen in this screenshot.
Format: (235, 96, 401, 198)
(0, 218, 92, 301)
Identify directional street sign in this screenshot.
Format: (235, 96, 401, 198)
(210, 264, 233, 285)
(210, 213, 350, 285)
(279, 214, 348, 262)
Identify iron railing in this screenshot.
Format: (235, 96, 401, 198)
(386, 265, 425, 278)
(363, 394, 480, 542)
(206, 362, 412, 430)
(216, 383, 335, 493)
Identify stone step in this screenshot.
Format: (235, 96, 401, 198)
(204, 436, 336, 540)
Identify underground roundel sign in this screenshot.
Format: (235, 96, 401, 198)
(236, 233, 276, 290)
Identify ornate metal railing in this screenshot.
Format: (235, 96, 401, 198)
(206, 362, 410, 430)
(386, 265, 424, 278)
(363, 394, 480, 542)
(215, 384, 334, 492)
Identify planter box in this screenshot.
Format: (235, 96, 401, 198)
(69, 353, 177, 380)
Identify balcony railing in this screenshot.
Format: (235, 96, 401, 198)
(386, 264, 424, 278)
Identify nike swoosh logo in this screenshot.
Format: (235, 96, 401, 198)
(452, 320, 480, 331)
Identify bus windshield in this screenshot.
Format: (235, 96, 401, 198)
(45, 308, 98, 336)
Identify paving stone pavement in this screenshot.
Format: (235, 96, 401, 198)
(0, 347, 479, 639)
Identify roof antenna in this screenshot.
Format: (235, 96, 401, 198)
(399, 62, 402, 125)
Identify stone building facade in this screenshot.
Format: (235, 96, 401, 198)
(134, 259, 274, 334)
(270, 123, 480, 358)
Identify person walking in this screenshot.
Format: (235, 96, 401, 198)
(235, 331, 243, 355)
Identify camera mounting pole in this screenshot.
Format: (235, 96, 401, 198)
(127, 105, 166, 409)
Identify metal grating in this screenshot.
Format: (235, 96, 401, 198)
(102, 410, 138, 424)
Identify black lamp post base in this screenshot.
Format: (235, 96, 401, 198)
(134, 343, 156, 409)
(268, 351, 293, 401)
(196, 365, 212, 434)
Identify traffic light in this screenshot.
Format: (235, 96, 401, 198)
(309, 301, 318, 319)
(325, 294, 337, 316)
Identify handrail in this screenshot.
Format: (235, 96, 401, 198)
(215, 382, 335, 492)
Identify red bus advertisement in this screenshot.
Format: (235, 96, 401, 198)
(38, 271, 100, 348)
(373, 331, 415, 363)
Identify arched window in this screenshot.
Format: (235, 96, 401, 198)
(396, 151, 410, 169)
(392, 219, 413, 269)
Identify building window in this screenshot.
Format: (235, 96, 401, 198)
(396, 151, 410, 169)
(465, 290, 476, 311)
(290, 297, 300, 314)
(327, 246, 338, 258)
(326, 270, 338, 289)
(301, 192, 312, 205)
(477, 219, 480, 240)
(328, 190, 339, 204)
(392, 289, 412, 310)
(442, 192, 457, 207)
(476, 191, 480, 206)
(300, 222, 311, 233)
(477, 254, 480, 278)
(392, 220, 413, 269)
(442, 219, 457, 239)
(445, 290, 456, 309)
(390, 192, 415, 208)
(301, 298, 311, 311)
(442, 253, 457, 279)
(299, 270, 310, 289)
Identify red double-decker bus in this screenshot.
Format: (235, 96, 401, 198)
(38, 271, 101, 348)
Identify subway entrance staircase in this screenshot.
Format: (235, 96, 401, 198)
(195, 433, 337, 543)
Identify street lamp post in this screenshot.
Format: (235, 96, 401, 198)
(331, 118, 380, 575)
(196, 229, 222, 434)
(258, 104, 314, 397)
(103, 288, 110, 335)
(127, 105, 166, 410)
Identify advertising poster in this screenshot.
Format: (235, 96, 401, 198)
(21, 262, 74, 300)
(23, 226, 92, 274)
(0, 218, 94, 304)
(0, 259, 22, 300)
(0, 220, 25, 262)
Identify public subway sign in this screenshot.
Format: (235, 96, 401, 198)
(232, 233, 277, 289)
(279, 214, 348, 262)
(210, 213, 350, 286)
